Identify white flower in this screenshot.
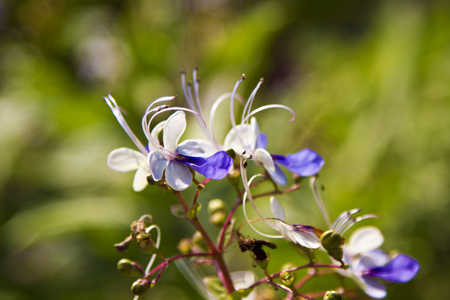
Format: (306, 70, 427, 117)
(339, 226, 420, 299)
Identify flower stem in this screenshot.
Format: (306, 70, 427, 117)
(174, 191, 235, 294)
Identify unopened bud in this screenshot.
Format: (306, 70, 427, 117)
(208, 199, 227, 215)
(192, 231, 206, 249)
(280, 271, 295, 286)
(320, 230, 342, 252)
(323, 290, 342, 300)
(136, 232, 158, 254)
(210, 211, 227, 227)
(131, 278, 151, 295)
(177, 238, 191, 254)
(117, 258, 145, 277)
(327, 247, 344, 263)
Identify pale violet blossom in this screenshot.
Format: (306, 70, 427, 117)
(105, 94, 232, 192)
(179, 69, 324, 184)
(339, 226, 420, 299)
(147, 110, 232, 191)
(223, 77, 324, 185)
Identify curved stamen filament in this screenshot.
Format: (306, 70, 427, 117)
(240, 153, 281, 236)
(241, 104, 296, 124)
(241, 78, 264, 125)
(309, 176, 331, 228)
(340, 214, 379, 235)
(145, 106, 206, 159)
(209, 92, 245, 148)
(230, 74, 246, 129)
(104, 95, 148, 155)
(331, 208, 361, 234)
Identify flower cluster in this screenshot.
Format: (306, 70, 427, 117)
(106, 69, 419, 300)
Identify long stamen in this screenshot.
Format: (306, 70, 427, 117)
(309, 176, 331, 228)
(192, 68, 204, 119)
(181, 71, 195, 110)
(104, 95, 148, 155)
(230, 74, 246, 128)
(240, 153, 281, 236)
(241, 104, 296, 124)
(145, 106, 207, 159)
(209, 92, 245, 148)
(339, 214, 379, 235)
(241, 78, 264, 124)
(331, 208, 361, 233)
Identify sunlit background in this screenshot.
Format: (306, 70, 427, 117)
(1, 0, 449, 299)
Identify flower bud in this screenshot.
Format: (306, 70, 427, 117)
(136, 232, 158, 254)
(117, 258, 145, 277)
(177, 238, 192, 254)
(327, 247, 344, 263)
(323, 290, 342, 300)
(192, 231, 207, 250)
(320, 230, 342, 252)
(131, 278, 151, 296)
(280, 271, 295, 286)
(208, 198, 227, 215)
(210, 210, 227, 227)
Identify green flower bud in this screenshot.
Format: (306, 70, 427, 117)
(320, 230, 342, 252)
(131, 278, 151, 295)
(136, 232, 157, 254)
(210, 211, 227, 227)
(323, 290, 342, 300)
(177, 238, 192, 254)
(117, 258, 145, 277)
(280, 271, 295, 286)
(208, 198, 227, 215)
(192, 231, 207, 250)
(280, 262, 296, 273)
(327, 247, 344, 263)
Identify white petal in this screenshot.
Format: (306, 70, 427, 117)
(223, 124, 253, 155)
(107, 148, 147, 172)
(291, 230, 321, 249)
(163, 111, 186, 152)
(149, 151, 168, 181)
(177, 139, 209, 157)
(254, 148, 275, 172)
(249, 117, 260, 149)
(348, 226, 384, 255)
(165, 160, 192, 191)
(133, 167, 149, 192)
(148, 120, 166, 152)
(362, 277, 387, 299)
(270, 197, 285, 221)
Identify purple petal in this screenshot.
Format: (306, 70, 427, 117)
(181, 151, 232, 180)
(273, 148, 324, 176)
(365, 254, 420, 283)
(255, 133, 268, 149)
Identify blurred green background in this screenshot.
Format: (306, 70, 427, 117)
(1, 0, 449, 299)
